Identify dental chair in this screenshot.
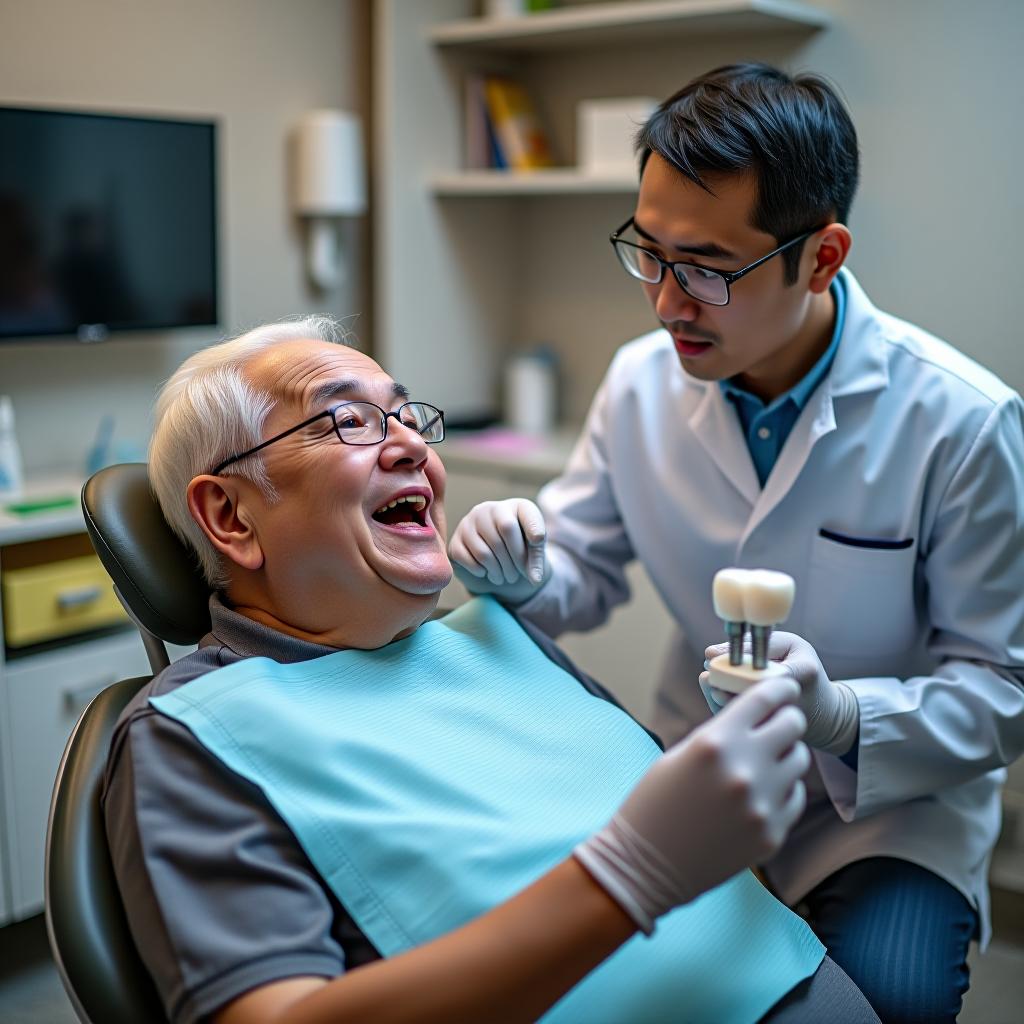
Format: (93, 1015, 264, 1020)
(45, 463, 210, 1024)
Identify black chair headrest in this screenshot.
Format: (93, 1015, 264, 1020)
(81, 463, 211, 646)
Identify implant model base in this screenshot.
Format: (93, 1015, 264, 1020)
(708, 653, 788, 695)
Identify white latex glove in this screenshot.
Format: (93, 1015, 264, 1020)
(702, 631, 859, 756)
(448, 498, 549, 604)
(574, 676, 810, 934)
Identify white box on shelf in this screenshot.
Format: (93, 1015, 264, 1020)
(577, 97, 658, 177)
(483, 0, 526, 17)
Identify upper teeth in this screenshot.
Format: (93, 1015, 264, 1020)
(375, 495, 427, 515)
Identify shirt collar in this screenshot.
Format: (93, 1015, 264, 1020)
(205, 592, 341, 664)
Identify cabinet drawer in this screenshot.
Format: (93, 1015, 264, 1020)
(2, 554, 127, 647)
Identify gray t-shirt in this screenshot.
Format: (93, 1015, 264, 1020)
(102, 595, 645, 1024)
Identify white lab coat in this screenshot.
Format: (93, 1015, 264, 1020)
(518, 269, 1024, 946)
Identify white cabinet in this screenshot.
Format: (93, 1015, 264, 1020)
(0, 488, 193, 924)
(0, 807, 8, 923)
(3, 631, 152, 919)
(991, 757, 1024, 896)
(553, 563, 674, 725)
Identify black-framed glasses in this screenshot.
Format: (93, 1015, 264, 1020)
(610, 217, 823, 306)
(210, 401, 445, 475)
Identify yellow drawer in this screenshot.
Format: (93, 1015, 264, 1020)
(2, 554, 127, 647)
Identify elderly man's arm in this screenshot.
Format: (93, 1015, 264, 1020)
(216, 858, 631, 1024)
(213, 676, 809, 1024)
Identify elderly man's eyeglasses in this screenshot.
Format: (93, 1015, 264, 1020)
(610, 217, 822, 306)
(210, 401, 445, 476)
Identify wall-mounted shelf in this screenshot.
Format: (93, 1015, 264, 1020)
(429, 0, 830, 52)
(375, 0, 831, 424)
(431, 168, 638, 196)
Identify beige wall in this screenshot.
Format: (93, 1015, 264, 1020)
(806, 0, 1022, 390)
(1, 0, 1021, 472)
(0, 0, 371, 474)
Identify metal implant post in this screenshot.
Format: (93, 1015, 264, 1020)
(750, 624, 770, 670)
(725, 620, 746, 665)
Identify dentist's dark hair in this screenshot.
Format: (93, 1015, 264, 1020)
(636, 62, 859, 283)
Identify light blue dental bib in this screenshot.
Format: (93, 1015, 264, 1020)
(152, 597, 823, 1023)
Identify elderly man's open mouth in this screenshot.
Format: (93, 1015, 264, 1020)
(371, 490, 431, 530)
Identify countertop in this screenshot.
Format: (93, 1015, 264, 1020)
(0, 475, 85, 545)
(441, 427, 579, 483)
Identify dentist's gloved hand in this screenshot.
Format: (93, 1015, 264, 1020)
(574, 676, 810, 934)
(448, 499, 549, 604)
(702, 631, 859, 757)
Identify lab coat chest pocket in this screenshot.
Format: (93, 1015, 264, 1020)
(805, 532, 919, 657)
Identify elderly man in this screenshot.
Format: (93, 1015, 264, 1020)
(102, 316, 877, 1024)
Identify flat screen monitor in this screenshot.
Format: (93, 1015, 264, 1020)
(0, 106, 217, 341)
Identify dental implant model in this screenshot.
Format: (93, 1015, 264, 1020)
(708, 568, 796, 694)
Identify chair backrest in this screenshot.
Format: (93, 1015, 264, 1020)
(46, 463, 211, 1022)
(81, 462, 211, 669)
(45, 676, 167, 1024)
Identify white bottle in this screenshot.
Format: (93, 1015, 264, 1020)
(505, 349, 558, 435)
(0, 395, 25, 499)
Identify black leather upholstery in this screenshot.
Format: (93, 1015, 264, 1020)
(45, 676, 167, 1024)
(44, 463, 210, 1021)
(81, 463, 211, 645)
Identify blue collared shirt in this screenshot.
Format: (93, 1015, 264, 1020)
(720, 276, 847, 487)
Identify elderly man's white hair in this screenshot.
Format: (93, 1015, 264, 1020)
(149, 315, 354, 588)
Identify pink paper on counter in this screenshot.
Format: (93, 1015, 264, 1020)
(452, 428, 545, 456)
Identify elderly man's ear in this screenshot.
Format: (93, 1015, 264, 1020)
(187, 476, 266, 571)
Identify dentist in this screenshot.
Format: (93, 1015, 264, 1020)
(450, 63, 1024, 1024)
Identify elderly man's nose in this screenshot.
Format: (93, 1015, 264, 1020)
(380, 418, 429, 466)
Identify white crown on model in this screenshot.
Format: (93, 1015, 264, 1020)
(708, 568, 796, 695)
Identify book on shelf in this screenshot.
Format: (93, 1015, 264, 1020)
(481, 75, 555, 171)
(487, 111, 508, 170)
(464, 73, 491, 170)
(465, 72, 509, 170)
